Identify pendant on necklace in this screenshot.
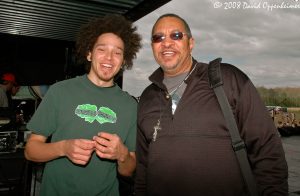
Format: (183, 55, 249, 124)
(152, 119, 161, 142)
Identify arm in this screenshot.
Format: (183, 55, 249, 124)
(237, 81, 288, 195)
(25, 133, 95, 165)
(117, 151, 136, 177)
(93, 132, 136, 176)
(221, 64, 288, 195)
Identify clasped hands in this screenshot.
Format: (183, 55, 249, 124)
(63, 132, 128, 165)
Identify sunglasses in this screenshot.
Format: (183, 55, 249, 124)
(151, 32, 187, 43)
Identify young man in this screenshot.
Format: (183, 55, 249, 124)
(25, 15, 141, 196)
(135, 13, 288, 195)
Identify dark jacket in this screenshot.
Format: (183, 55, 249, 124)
(135, 59, 288, 196)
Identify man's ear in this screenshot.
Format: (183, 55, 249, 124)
(87, 52, 92, 61)
(189, 37, 195, 51)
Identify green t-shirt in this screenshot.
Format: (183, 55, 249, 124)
(27, 75, 137, 196)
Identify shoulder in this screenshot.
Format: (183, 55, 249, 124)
(195, 60, 250, 89)
(52, 75, 83, 88)
(49, 75, 83, 91)
(42, 76, 83, 101)
(139, 83, 159, 103)
(122, 91, 138, 104)
(220, 63, 249, 81)
(205, 60, 255, 107)
(117, 88, 138, 106)
(218, 63, 251, 92)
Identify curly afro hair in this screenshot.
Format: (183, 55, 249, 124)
(75, 14, 142, 71)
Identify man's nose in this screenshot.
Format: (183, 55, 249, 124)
(104, 50, 113, 60)
(161, 37, 174, 47)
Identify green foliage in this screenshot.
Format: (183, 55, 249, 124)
(257, 87, 300, 107)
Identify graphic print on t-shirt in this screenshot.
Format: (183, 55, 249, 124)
(75, 104, 117, 124)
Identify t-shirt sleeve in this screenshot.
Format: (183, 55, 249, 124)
(124, 101, 137, 152)
(26, 86, 57, 137)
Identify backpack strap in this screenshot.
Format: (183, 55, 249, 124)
(208, 58, 258, 196)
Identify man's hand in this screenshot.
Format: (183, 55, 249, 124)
(63, 139, 95, 165)
(93, 132, 136, 176)
(93, 132, 129, 162)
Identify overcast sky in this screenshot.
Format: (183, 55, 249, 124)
(123, 0, 300, 97)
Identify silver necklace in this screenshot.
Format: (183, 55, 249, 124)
(166, 63, 198, 99)
(152, 119, 161, 142)
(152, 63, 198, 142)
(153, 92, 162, 142)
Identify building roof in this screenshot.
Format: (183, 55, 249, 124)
(0, 0, 171, 85)
(0, 0, 171, 42)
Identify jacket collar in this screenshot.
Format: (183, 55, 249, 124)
(149, 58, 205, 90)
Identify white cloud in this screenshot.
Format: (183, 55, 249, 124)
(123, 0, 300, 97)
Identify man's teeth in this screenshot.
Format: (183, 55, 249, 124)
(102, 64, 112, 68)
(163, 51, 175, 56)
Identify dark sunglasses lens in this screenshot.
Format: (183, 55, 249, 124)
(170, 32, 183, 40)
(152, 34, 164, 43)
